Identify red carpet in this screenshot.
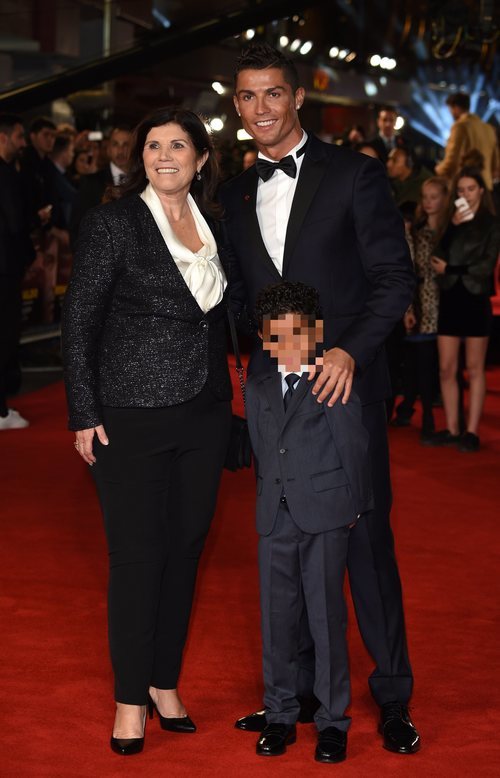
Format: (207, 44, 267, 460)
(1, 364, 500, 777)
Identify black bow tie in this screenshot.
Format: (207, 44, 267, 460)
(256, 154, 297, 182)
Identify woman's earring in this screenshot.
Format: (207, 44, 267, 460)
(196, 170, 201, 181)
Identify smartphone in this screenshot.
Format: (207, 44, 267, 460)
(88, 131, 103, 141)
(454, 197, 474, 221)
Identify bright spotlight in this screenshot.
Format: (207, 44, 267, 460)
(211, 81, 225, 95)
(290, 38, 301, 52)
(380, 57, 391, 69)
(345, 52, 357, 62)
(386, 58, 397, 70)
(300, 41, 313, 55)
(245, 29, 255, 40)
(394, 116, 405, 131)
(237, 129, 253, 141)
(369, 54, 381, 67)
(279, 35, 289, 47)
(338, 49, 348, 60)
(379, 76, 388, 86)
(329, 46, 339, 58)
(210, 117, 224, 132)
(364, 80, 378, 97)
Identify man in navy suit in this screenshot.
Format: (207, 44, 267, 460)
(247, 281, 373, 763)
(220, 43, 420, 754)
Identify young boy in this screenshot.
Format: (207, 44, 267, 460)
(245, 281, 374, 764)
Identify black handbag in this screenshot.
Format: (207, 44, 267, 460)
(224, 310, 252, 471)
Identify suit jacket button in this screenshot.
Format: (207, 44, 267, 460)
(275, 478, 281, 484)
(279, 448, 286, 454)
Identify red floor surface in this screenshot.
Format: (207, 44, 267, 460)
(1, 365, 500, 776)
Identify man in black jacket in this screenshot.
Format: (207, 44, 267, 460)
(0, 114, 35, 430)
(220, 44, 420, 755)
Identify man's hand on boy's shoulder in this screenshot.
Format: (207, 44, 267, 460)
(310, 347, 355, 407)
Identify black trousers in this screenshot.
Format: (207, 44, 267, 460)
(0, 274, 23, 417)
(296, 400, 413, 706)
(91, 384, 231, 705)
(397, 339, 438, 431)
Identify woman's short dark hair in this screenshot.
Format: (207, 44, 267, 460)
(234, 43, 300, 93)
(119, 106, 221, 218)
(254, 282, 322, 327)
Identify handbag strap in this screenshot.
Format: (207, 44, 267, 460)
(228, 309, 246, 406)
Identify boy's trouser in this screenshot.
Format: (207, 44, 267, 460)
(259, 502, 351, 732)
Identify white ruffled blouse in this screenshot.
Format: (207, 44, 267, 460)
(140, 183, 227, 313)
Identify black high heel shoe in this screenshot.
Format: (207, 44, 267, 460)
(148, 694, 197, 733)
(110, 706, 148, 755)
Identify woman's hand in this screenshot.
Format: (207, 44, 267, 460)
(431, 256, 447, 275)
(74, 425, 109, 465)
(452, 206, 473, 225)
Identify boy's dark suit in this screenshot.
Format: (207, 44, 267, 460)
(221, 134, 415, 707)
(246, 372, 373, 730)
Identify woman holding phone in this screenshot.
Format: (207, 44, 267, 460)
(430, 168, 500, 451)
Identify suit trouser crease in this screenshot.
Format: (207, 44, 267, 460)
(91, 385, 231, 704)
(259, 505, 351, 731)
(296, 401, 413, 705)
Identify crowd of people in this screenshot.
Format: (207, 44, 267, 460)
(0, 43, 499, 766)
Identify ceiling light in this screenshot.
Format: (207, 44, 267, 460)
(386, 58, 397, 70)
(329, 46, 339, 58)
(245, 29, 255, 40)
(338, 49, 348, 60)
(290, 38, 301, 52)
(369, 54, 381, 67)
(380, 57, 390, 69)
(345, 52, 357, 62)
(211, 81, 225, 95)
(280, 35, 289, 47)
(237, 129, 253, 141)
(364, 80, 378, 97)
(379, 76, 387, 85)
(210, 117, 224, 132)
(395, 116, 405, 130)
(300, 41, 313, 55)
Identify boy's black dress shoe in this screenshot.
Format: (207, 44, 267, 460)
(315, 727, 347, 763)
(235, 696, 319, 731)
(256, 723, 296, 756)
(379, 702, 420, 754)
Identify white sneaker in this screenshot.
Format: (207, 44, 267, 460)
(0, 408, 30, 430)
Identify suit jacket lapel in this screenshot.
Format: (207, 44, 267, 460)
(262, 373, 285, 427)
(239, 170, 282, 281)
(282, 136, 329, 276)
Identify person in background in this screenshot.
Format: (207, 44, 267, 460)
(68, 148, 98, 186)
(18, 116, 56, 231)
(392, 178, 450, 440)
(0, 114, 35, 430)
(430, 168, 500, 452)
(353, 141, 381, 160)
(242, 147, 258, 170)
(435, 93, 498, 190)
(367, 106, 405, 163)
(386, 147, 433, 207)
(343, 124, 365, 148)
(47, 135, 76, 229)
(69, 125, 132, 243)
(62, 107, 232, 755)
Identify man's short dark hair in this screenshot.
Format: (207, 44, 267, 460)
(446, 92, 470, 112)
(234, 43, 300, 93)
(377, 105, 397, 117)
(0, 114, 23, 135)
(254, 282, 321, 327)
(52, 134, 73, 156)
(29, 116, 56, 135)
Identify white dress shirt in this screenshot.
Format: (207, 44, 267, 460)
(256, 131, 308, 275)
(140, 184, 227, 313)
(110, 161, 127, 185)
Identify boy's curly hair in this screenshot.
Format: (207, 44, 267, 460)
(254, 282, 322, 327)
